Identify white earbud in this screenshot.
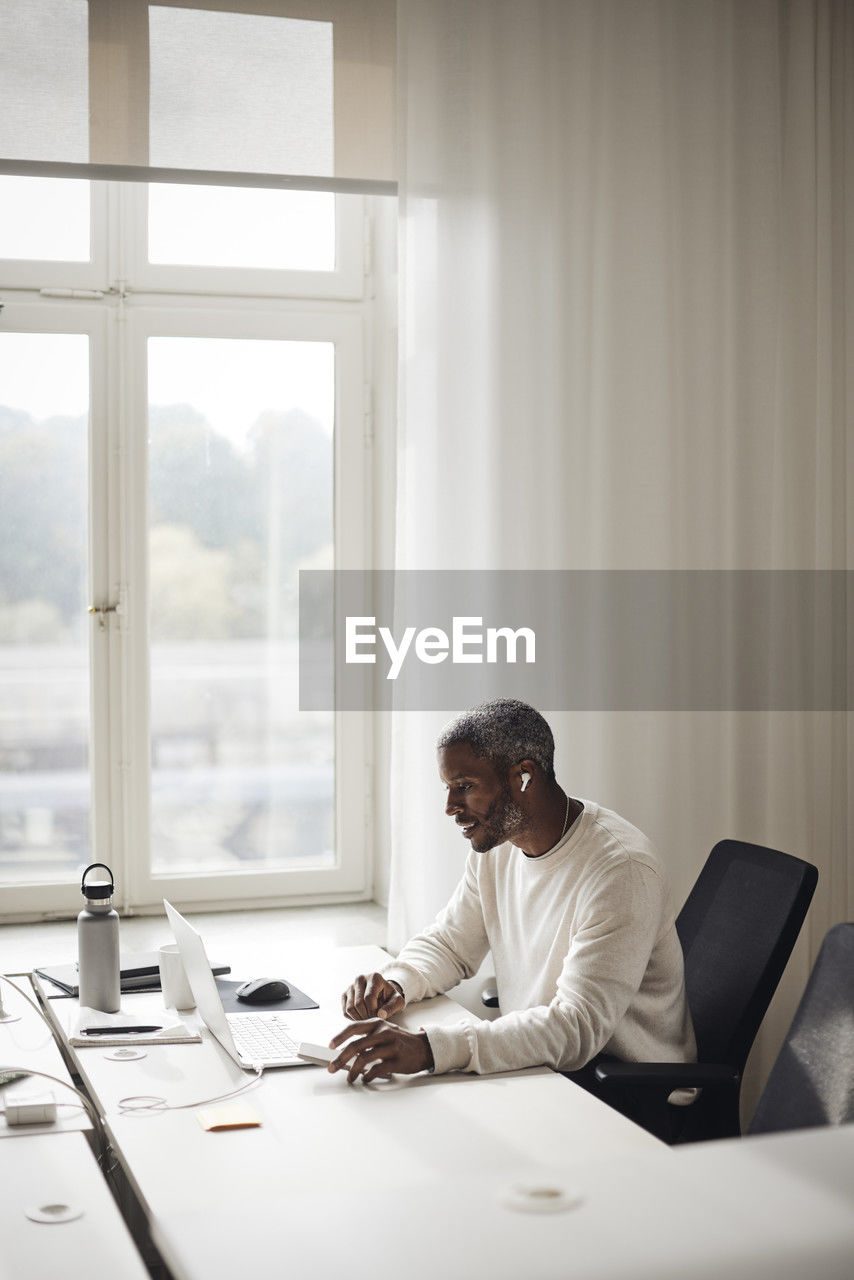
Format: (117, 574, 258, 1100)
(520, 772, 531, 792)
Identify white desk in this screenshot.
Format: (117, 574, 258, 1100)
(1, 975, 89, 1137)
(151, 1124, 854, 1280)
(38, 945, 662, 1228)
(0, 1133, 149, 1280)
(37, 941, 854, 1280)
(0, 975, 149, 1280)
(35, 941, 670, 1280)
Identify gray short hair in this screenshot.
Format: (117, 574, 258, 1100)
(437, 699, 555, 779)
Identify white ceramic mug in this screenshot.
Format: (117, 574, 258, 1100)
(158, 944, 195, 1011)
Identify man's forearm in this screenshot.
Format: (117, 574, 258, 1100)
(383, 928, 486, 1004)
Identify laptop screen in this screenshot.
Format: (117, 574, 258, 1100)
(163, 899, 237, 1054)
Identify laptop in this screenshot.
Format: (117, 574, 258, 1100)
(164, 899, 316, 1069)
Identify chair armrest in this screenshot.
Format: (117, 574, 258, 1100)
(594, 1061, 740, 1090)
(481, 985, 499, 1008)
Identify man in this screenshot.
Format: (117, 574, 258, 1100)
(329, 698, 696, 1099)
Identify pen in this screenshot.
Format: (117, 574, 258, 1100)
(80, 1025, 163, 1036)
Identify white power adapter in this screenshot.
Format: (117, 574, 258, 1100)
(4, 1092, 57, 1126)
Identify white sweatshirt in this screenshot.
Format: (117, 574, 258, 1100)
(383, 799, 697, 1076)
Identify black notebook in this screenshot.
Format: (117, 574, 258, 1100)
(35, 952, 231, 997)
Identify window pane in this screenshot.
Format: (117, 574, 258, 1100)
(149, 6, 333, 175)
(148, 337, 334, 875)
(0, 0, 89, 164)
(0, 333, 90, 883)
(0, 176, 90, 262)
(148, 184, 335, 271)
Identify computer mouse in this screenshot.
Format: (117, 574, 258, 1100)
(235, 977, 291, 1004)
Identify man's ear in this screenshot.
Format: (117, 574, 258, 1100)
(516, 760, 537, 793)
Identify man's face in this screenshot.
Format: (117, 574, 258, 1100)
(438, 741, 527, 853)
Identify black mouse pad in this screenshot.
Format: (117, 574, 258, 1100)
(215, 978, 318, 1013)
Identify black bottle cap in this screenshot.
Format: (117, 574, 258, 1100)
(81, 862, 115, 899)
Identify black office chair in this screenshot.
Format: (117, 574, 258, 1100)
(591, 839, 818, 1143)
(747, 922, 854, 1135)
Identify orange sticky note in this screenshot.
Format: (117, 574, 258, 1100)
(195, 1104, 262, 1131)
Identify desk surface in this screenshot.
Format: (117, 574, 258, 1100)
(0, 1133, 150, 1280)
(0, 975, 149, 1280)
(1, 975, 89, 1137)
(39, 945, 663, 1223)
(36, 941, 854, 1280)
(152, 1124, 854, 1280)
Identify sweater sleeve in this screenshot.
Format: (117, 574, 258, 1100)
(423, 858, 667, 1075)
(381, 853, 490, 1004)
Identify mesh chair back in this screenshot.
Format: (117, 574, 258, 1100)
(748, 922, 854, 1134)
(676, 839, 818, 1068)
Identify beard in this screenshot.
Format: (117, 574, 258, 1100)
(470, 781, 528, 852)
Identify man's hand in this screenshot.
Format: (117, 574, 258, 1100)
(327, 1020, 434, 1084)
(341, 973, 405, 1022)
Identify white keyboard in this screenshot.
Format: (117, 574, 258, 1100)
(227, 1013, 300, 1063)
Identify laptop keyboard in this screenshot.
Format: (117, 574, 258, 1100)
(227, 1013, 300, 1062)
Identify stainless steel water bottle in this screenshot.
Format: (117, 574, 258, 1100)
(77, 863, 120, 1012)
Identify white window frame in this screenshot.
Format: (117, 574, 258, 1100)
(0, 181, 379, 919)
(123, 304, 371, 910)
(0, 300, 115, 919)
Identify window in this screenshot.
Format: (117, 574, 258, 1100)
(0, 329, 91, 885)
(0, 177, 90, 262)
(148, 186, 335, 271)
(0, 177, 388, 917)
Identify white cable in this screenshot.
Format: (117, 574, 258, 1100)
(0, 973, 53, 1022)
(0, 1102, 86, 1116)
(118, 1065, 264, 1113)
(2, 972, 262, 1121)
(0, 975, 110, 1161)
(0, 1064, 108, 1160)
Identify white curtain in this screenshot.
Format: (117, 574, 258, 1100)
(390, 0, 852, 1116)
